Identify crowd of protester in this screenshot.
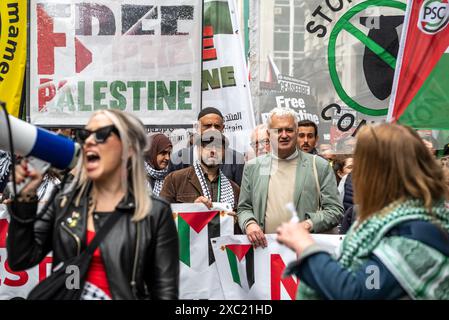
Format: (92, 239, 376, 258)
(1, 107, 449, 300)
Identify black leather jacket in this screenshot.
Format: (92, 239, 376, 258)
(7, 185, 179, 300)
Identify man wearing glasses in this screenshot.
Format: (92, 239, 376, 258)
(248, 124, 271, 159)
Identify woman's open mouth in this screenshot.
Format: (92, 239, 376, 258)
(85, 151, 101, 170)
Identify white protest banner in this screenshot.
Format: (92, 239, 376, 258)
(251, 0, 408, 153)
(0, 204, 52, 300)
(29, 0, 202, 126)
(202, 0, 255, 153)
(212, 234, 343, 300)
(171, 202, 235, 299)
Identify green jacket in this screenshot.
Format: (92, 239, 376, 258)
(237, 151, 343, 233)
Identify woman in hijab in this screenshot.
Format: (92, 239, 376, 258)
(144, 133, 172, 196)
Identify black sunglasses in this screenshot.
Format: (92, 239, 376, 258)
(76, 125, 120, 144)
(200, 140, 225, 149)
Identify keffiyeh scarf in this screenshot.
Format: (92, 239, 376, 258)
(0, 151, 11, 191)
(297, 199, 449, 300)
(193, 160, 234, 206)
(37, 174, 60, 201)
(145, 162, 169, 196)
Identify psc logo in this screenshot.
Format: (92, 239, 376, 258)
(418, 0, 449, 34)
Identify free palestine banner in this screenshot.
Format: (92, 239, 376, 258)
(145, 0, 255, 155)
(171, 203, 234, 299)
(388, 0, 449, 129)
(29, 0, 202, 126)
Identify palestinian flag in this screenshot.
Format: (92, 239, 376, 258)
(224, 244, 255, 291)
(202, 0, 233, 62)
(204, 0, 233, 35)
(388, 0, 449, 129)
(175, 209, 233, 269)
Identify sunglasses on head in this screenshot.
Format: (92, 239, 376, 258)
(76, 125, 120, 144)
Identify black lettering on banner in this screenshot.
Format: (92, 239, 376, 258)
(306, 21, 327, 37)
(76, 3, 116, 35)
(161, 6, 194, 35)
(7, 2, 19, 23)
(326, 0, 344, 12)
(3, 40, 17, 61)
(0, 3, 20, 82)
(121, 5, 157, 35)
(306, 5, 332, 38)
(321, 103, 341, 120)
(312, 5, 333, 22)
(337, 112, 355, 131)
(307, 0, 356, 37)
(321, 104, 371, 137)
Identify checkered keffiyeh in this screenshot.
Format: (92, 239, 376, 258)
(193, 160, 234, 206)
(144, 162, 169, 196)
(0, 151, 11, 192)
(81, 281, 111, 300)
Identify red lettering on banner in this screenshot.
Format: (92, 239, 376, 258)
(203, 26, 217, 61)
(0, 257, 29, 287)
(58, 80, 68, 90)
(38, 78, 56, 111)
(0, 219, 8, 248)
(75, 37, 93, 73)
(38, 256, 53, 282)
(270, 254, 299, 300)
(37, 4, 67, 75)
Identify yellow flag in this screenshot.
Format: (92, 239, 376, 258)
(0, 0, 26, 117)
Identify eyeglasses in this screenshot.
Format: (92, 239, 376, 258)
(76, 125, 120, 144)
(250, 139, 270, 148)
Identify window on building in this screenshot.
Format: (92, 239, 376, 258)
(273, 0, 305, 75)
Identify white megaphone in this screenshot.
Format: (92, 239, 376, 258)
(0, 107, 80, 171)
